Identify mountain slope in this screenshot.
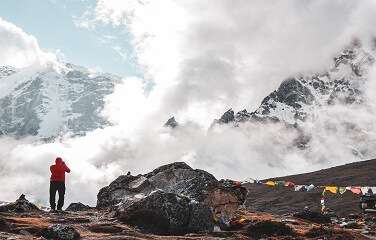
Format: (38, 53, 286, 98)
(0, 63, 120, 138)
(216, 40, 374, 125)
(210, 40, 376, 160)
(245, 158, 376, 216)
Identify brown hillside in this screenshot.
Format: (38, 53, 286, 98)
(245, 159, 376, 216)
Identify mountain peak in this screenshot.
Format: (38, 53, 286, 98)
(213, 41, 375, 126)
(164, 116, 179, 128)
(0, 63, 121, 138)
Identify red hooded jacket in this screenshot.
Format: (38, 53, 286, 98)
(50, 158, 70, 182)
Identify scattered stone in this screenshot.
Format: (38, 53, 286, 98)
(341, 221, 362, 229)
(41, 224, 80, 240)
(65, 202, 92, 212)
(0, 194, 40, 213)
(247, 220, 294, 239)
(19, 229, 32, 236)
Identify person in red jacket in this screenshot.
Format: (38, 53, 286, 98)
(50, 157, 70, 211)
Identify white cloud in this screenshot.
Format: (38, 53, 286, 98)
(92, 0, 376, 126)
(89, 0, 376, 179)
(0, 18, 56, 68)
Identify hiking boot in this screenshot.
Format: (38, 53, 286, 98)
(57, 208, 65, 213)
(49, 209, 56, 213)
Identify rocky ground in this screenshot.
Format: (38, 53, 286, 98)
(1, 160, 376, 239)
(1, 207, 374, 239)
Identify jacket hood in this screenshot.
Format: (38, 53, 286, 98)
(55, 157, 63, 164)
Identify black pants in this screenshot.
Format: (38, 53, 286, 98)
(50, 181, 65, 210)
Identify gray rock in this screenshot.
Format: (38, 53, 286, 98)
(217, 109, 235, 124)
(0, 194, 40, 213)
(145, 162, 218, 202)
(164, 117, 178, 128)
(97, 174, 151, 208)
(117, 190, 213, 235)
(41, 224, 80, 240)
(234, 109, 252, 122)
(65, 202, 92, 212)
(97, 162, 220, 208)
(187, 201, 214, 233)
(97, 162, 248, 234)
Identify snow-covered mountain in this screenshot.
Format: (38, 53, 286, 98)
(215, 41, 374, 126)
(208, 41, 376, 156)
(0, 63, 120, 138)
(2, 40, 374, 144)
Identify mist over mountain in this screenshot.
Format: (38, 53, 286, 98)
(210, 41, 376, 157)
(217, 41, 374, 125)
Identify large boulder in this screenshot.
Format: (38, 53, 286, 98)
(97, 162, 248, 234)
(97, 162, 220, 208)
(0, 194, 40, 213)
(97, 162, 246, 209)
(117, 190, 213, 235)
(144, 162, 219, 202)
(206, 179, 248, 223)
